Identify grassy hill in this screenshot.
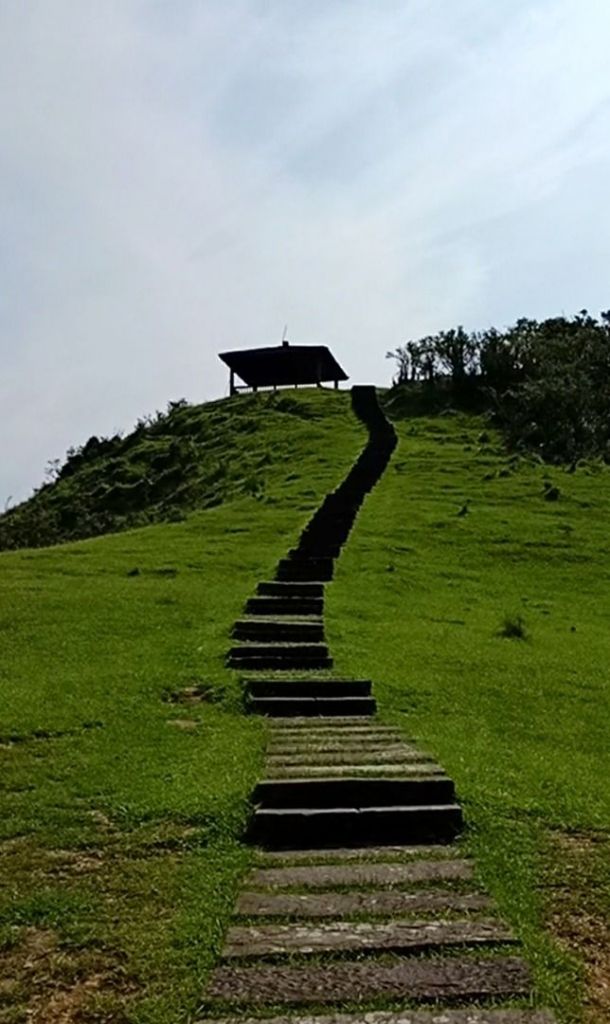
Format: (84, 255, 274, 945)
(1, 388, 609, 1022)
(0, 390, 361, 551)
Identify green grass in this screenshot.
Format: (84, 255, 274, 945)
(3, 391, 610, 1022)
(328, 410, 610, 1023)
(0, 390, 363, 1023)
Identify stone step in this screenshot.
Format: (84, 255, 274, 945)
(266, 750, 431, 766)
(289, 543, 342, 559)
(248, 679, 372, 698)
(255, 845, 456, 863)
(232, 620, 325, 643)
(229, 643, 330, 659)
(248, 858, 474, 889)
(222, 918, 515, 959)
(253, 777, 455, 809)
(247, 804, 463, 848)
(277, 558, 334, 582)
(266, 740, 418, 754)
(268, 719, 398, 730)
(206, 955, 532, 1005)
(246, 597, 324, 616)
(264, 764, 445, 779)
(235, 888, 492, 918)
(257, 582, 325, 598)
(251, 697, 376, 717)
(232, 655, 334, 671)
(228, 643, 333, 671)
(203, 1008, 556, 1024)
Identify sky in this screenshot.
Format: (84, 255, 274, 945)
(2, 0, 610, 504)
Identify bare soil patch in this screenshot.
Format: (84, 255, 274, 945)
(547, 830, 610, 1022)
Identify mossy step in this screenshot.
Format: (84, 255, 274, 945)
(253, 777, 455, 809)
(247, 859, 473, 889)
(203, 1008, 555, 1023)
(247, 804, 463, 848)
(251, 697, 376, 717)
(257, 582, 325, 598)
(234, 888, 492, 918)
(255, 845, 460, 864)
(248, 679, 372, 698)
(205, 955, 531, 1006)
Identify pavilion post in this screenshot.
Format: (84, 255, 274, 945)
(229, 369, 236, 396)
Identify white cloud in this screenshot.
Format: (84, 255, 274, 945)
(1, 0, 610, 501)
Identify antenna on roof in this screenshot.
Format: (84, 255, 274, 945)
(281, 324, 288, 345)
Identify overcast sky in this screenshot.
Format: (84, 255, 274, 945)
(2, 1, 610, 503)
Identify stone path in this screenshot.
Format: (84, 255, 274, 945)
(201, 387, 555, 1024)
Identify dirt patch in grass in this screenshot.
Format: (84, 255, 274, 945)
(166, 717, 199, 730)
(0, 927, 135, 1023)
(547, 830, 610, 1023)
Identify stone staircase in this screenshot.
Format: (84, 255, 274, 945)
(201, 386, 555, 1024)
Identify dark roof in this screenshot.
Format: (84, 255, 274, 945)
(219, 343, 348, 388)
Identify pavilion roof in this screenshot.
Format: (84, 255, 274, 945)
(219, 343, 348, 388)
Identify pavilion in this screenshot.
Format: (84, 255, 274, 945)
(219, 341, 349, 396)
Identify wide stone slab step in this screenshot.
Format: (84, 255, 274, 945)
(222, 918, 515, 959)
(233, 620, 325, 643)
(277, 558, 334, 582)
(248, 679, 372, 698)
(253, 777, 455, 808)
(251, 697, 376, 717)
(233, 656, 334, 671)
(268, 719, 399, 731)
(235, 888, 492, 918)
(247, 803, 463, 849)
(206, 954, 532, 1005)
(266, 739, 421, 755)
(255, 845, 457, 863)
(265, 764, 444, 779)
(202, 1008, 556, 1024)
(257, 582, 325, 598)
(248, 858, 474, 889)
(230, 641, 329, 658)
(246, 597, 324, 616)
(266, 750, 431, 766)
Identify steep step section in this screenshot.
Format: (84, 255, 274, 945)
(253, 777, 456, 808)
(247, 804, 463, 849)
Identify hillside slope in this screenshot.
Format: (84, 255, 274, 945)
(0, 389, 363, 1024)
(327, 410, 610, 1022)
(0, 390, 360, 550)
